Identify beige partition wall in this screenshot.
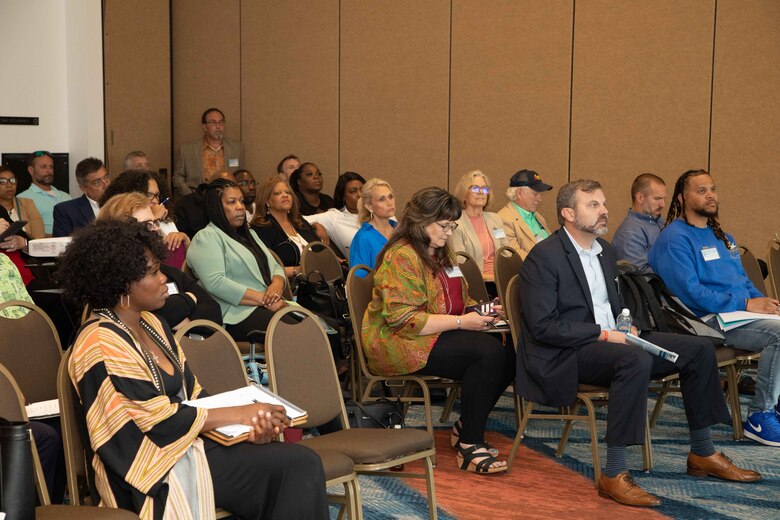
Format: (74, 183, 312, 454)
(103, 0, 170, 177)
(241, 0, 339, 187)
(171, 0, 242, 171)
(450, 0, 573, 221)
(570, 0, 715, 237)
(340, 0, 451, 210)
(710, 0, 780, 257)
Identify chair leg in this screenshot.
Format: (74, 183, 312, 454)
(345, 478, 363, 520)
(423, 454, 438, 520)
(649, 380, 674, 428)
(439, 387, 459, 423)
(642, 414, 653, 472)
(725, 365, 743, 441)
(507, 400, 534, 473)
(580, 397, 601, 488)
(557, 403, 581, 458)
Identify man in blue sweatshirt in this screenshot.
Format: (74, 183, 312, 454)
(649, 169, 780, 447)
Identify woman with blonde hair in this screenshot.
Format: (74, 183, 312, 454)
(349, 178, 396, 271)
(448, 170, 508, 292)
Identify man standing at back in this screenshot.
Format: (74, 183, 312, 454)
(173, 108, 245, 198)
(519, 179, 758, 507)
(497, 169, 552, 259)
(649, 169, 780, 447)
(17, 151, 71, 236)
(52, 157, 110, 237)
(612, 173, 666, 272)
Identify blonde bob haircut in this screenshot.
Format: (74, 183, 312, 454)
(453, 170, 493, 210)
(97, 192, 151, 221)
(357, 178, 393, 223)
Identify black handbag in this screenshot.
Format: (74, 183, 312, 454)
(345, 399, 404, 429)
(0, 418, 36, 520)
(296, 271, 349, 324)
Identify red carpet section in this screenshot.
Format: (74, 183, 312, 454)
(404, 430, 669, 520)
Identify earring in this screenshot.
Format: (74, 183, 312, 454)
(369, 210, 374, 221)
(120, 294, 131, 310)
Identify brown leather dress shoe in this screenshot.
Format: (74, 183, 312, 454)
(687, 452, 762, 482)
(597, 472, 661, 507)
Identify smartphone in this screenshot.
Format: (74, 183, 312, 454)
(465, 300, 498, 317)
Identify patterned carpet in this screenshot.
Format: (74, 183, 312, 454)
(329, 390, 778, 519)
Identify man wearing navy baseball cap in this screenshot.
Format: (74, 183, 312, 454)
(497, 169, 553, 259)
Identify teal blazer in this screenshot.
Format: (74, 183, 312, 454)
(186, 222, 285, 325)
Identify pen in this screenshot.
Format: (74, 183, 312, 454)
(160, 197, 170, 206)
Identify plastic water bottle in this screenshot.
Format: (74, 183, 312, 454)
(616, 308, 632, 334)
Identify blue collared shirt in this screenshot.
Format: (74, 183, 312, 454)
(564, 227, 616, 330)
(17, 184, 71, 234)
(612, 209, 664, 273)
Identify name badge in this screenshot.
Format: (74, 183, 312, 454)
(166, 282, 179, 295)
(701, 246, 720, 262)
(445, 266, 463, 278)
(228, 158, 239, 168)
(492, 228, 506, 239)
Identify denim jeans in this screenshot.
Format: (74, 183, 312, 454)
(706, 316, 780, 414)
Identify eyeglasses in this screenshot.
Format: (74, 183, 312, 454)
(205, 119, 225, 127)
(140, 219, 161, 232)
(81, 175, 109, 189)
(436, 222, 459, 233)
(468, 185, 490, 195)
(146, 191, 160, 202)
(238, 180, 256, 187)
(0, 178, 17, 186)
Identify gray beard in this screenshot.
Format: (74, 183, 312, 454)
(574, 219, 608, 236)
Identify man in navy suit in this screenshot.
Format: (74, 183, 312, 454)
(52, 157, 110, 237)
(517, 179, 758, 507)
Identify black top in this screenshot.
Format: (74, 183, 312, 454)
(173, 185, 208, 239)
(250, 215, 318, 267)
(296, 193, 335, 216)
(154, 264, 223, 327)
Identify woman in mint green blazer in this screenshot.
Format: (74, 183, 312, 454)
(186, 179, 288, 341)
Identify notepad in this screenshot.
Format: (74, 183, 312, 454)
(716, 311, 780, 331)
(25, 399, 60, 419)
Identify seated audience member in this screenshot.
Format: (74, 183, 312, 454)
(234, 169, 257, 219)
(448, 170, 507, 290)
(497, 169, 552, 259)
(0, 166, 45, 239)
(187, 179, 289, 341)
(519, 179, 759, 507)
(59, 219, 327, 518)
(173, 108, 245, 197)
(289, 163, 335, 216)
(52, 157, 110, 237)
(174, 170, 236, 239)
(276, 154, 300, 182)
(349, 178, 396, 273)
(363, 187, 515, 474)
(101, 169, 189, 267)
(98, 192, 222, 329)
(17, 150, 71, 235)
(612, 173, 666, 272)
(124, 150, 150, 170)
(304, 171, 366, 258)
(250, 178, 319, 278)
(649, 169, 780, 446)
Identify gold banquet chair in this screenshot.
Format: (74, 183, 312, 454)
(455, 251, 490, 303)
(302, 240, 345, 282)
(493, 246, 523, 305)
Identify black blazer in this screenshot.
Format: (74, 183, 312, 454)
(53, 195, 95, 237)
(173, 186, 208, 239)
(251, 215, 318, 267)
(517, 228, 622, 406)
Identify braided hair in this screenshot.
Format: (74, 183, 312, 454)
(666, 169, 732, 249)
(203, 178, 272, 285)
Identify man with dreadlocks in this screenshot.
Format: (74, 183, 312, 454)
(649, 169, 780, 447)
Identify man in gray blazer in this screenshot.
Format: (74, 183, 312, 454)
(173, 107, 245, 198)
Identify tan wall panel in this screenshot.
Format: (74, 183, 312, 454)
(571, 0, 715, 238)
(450, 0, 572, 221)
(241, 0, 339, 190)
(710, 0, 780, 259)
(171, 0, 241, 169)
(103, 0, 170, 178)
(340, 0, 450, 211)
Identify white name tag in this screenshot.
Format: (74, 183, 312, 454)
(701, 247, 720, 262)
(166, 282, 179, 295)
(228, 158, 239, 168)
(492, 228, 506, 239)
(445, 266, 463, 278)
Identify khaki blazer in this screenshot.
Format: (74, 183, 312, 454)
(173, 137, 244, 198)
(14, 197, 46, 239)
(496, 202, 552, 260)
(447, 211, 508, 275)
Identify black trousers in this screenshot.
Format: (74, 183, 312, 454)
(415, 330, 516, 444)
(576, 332, 731, 447)
(30, 419, 66, 504)
(204, 438, 328, 520)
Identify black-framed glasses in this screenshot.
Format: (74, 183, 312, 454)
(437, 222, 458, 232)
(468, 185, 490, 195)
(0, 178, 18, 186)
(146, 191, 160, 202)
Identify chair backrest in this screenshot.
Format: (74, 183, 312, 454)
(0, 362, 51, 505)
(57, 349, 92, 506)
(767, 238, 780, 299)
(265, 307, 346, 429)
(494, 246, 523, 305)
(301, 240, 344, 282)
(0, 300, 63, 403)
(504, 274, 522, 354)
(267, 249, 294, 300)
(345, 265, 376, 378)
(455, 251, 490, 302)
(174, 320, 249, 395)
(739, 245, 767, 295)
